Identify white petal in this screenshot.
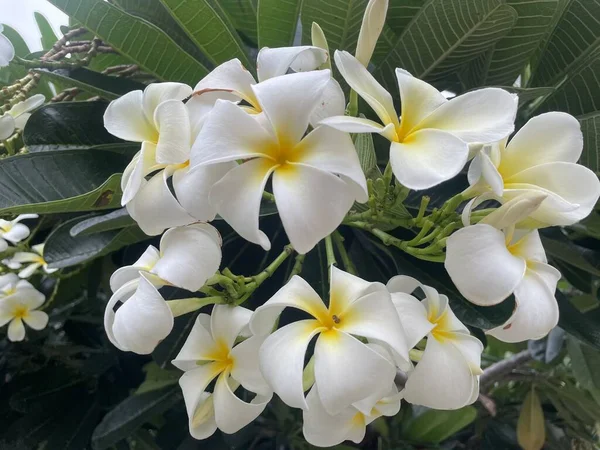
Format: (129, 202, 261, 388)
(209, 158, 275, 250)
(213, 373, 271, 434)
(356, 0, 388, 66)
(0, 239, 7, 252)
(303, 386, 365, 447)
(104, 90, 156, 142)
(295, 126, 368, 202)
(8, 318, 25, 342)
(371, 384, 403, 417)
(109, 246, 160, 292)
(194, 58, 258, 107)
(252, 70, 331, 146)
(418, 88, 517, 143)
(210, 305, 252, 350)
(18, 263, 41, 279)
(334, 50, 398, 128)
(2, 223, 31, 243)
(259, 320, 323, 410)
(230, 335, 271, 395)
(450, 332, 484, 374)
(500, 112, 583, 178)
(9, 287, 46, 310)
(153, 99, 191, 164)
(126, 170, 195, 236)
(488, 262, 560, 342)
(395, 68, 447, 137)
(445, 224, 526, 306)
(476, 149, 504, 196)
(172, 162, 235, 221)
(142, 82, 192, 122)
(508, 230, 547, 264)
(386, 275, 421, 294)
(320, 115, 391, 135)
(9, 94, 45, 118)
(152, 223, 222, 291)
(0, 114, 15, 141)
(329, 265, 383, 314)
(309, 78, 346, 127)
(0, 273, 19, 290)
(191, 99, 276, 166)
(389, 129, 468, 190)
(390, 292, 434, 349)
(0, 32, 14, 67)
(339, 290, 410, 365)
(403, 336, 476, 409)
(179, 364, 222, 439)
(112, 274, 173, 354)
(13, 112, 30, 129)
(273, 163, 355, 254)
(480, 191, 548, 230)
(121, 143, 161, 205)
(505, 162, 600, 227)
(23, 310, 48, 330)
(172, 313, 217, 370)
(256, 46, 327, 82)
(314, 330, 396, 414)
(186, 91, 238, 138)
(250, 275, 329, 335)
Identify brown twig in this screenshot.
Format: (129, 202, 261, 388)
(480, 350, 533, 390)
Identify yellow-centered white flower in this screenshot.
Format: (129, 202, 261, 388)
(104, 223, 222, 354)
(11, 243, 57, 278)
(103, 82, 234, 235)
(0, 278, 48, 342)
(355, 0, 388, 67)
(466, 112, 600, 227)
(250, 266, 409, 415)
(0, 25, 14, 68)
(174, 305, 272, 440)
(0, 214, 37, 251)
(0, 94, 45, 141)
(387, 276, 483, 409)
(321, 51, 517, 189)
(191, 70, 368, 254)
(445, 192, 561, 342)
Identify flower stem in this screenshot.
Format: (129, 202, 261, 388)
(332, 231, 356, 275)
(167, 296, 225, 317)
(289, 253, 305, 280)
(324, 235, 337, 269)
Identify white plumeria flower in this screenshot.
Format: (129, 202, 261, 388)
(11, 243, 58, 278)
(104, 82, 234, 235)
(2, 258, 22, 270)
(192, 45, 345, 126)
(466, 112, 600, 227)
(0, 25, 14, 67)
(191, 70, 368, 254)
(0, 281, 48, 342)
(174, 305, 272, 439)
(303, 383, 401, 447)
(321, 51, 517, 190)
(387, 276, 483, 409)
(104, 223, 222, 354)
(445, 192, 562, 342)
(0, 214, 38, 252)
(0, 273, 32, 297)
(249, 266, 409, 415)
(0, 94, 46, 141)
(355, 0, 388, 67)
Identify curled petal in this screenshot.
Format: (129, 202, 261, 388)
(230, 335, 271, 395)
(104, 90, 156, 142)
(210, 305, 252, 351)
(193, 58, 258, 107)
(329, 265, 384, 314)
(179, 364, 223, 439)
(480, 191, 548, 230)
(110, 246, 160, 292)
(172, 313, 217, 370)
(257, 46, 327, 82)
(390, 292, 434, 349)
(153, 99, 191, 164)
(309, 78, 346, 127)
(0, 31, 15, 67)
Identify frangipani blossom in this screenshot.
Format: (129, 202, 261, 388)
(104, 224, 222, 354)
(445, 192, 562, 342)
(250, 266, 408, 415)
(0, 25, 14, 67)
(0, 281, 48, 342)
(0, 214, 38, 252)
(192, 45, 344, 126)
(303, 383, 402, 447)
(11, 243, 58, 278)
(174, 305, 272, 439)
(387, 276, 483, 409)
(466, 112, 600, 227)
(322, 51, 517, 189)
(104, 82, 233, 235)
(0, 273, 32, 297)
(0, 94, 45, 141)
(192, 70, 368, 254)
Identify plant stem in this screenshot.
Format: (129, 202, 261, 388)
(324, 235, 337, 269)
(167, 296, 225, 317)
(332, 231, 356, 275)
(289, 253, 305, 279)
(347, 89, 359, 117)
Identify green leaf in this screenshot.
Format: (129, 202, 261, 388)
(517, 388, 545, 450)
(566, 336, 600, 403)
(34, 12, 60, 50)
(402, 406, 477, 444)
(579, 111, 600, 174)
(0, 25, 29, 84)
(91, 386, 182, 450)
(45, 398, 101, 450)
(34, 68, 145, 100)
(220, 0, 258, 44)
(257, 0, 301, 48)
(47, 0, 209, 85)
(557, 290, 600, 350)
(159, 0, 252, 67)
(135, 363, 181, 395)
(45, 216, 148, 269)
(70, 208, 136, 236)
(375, 0, 517, 92)
(23, 102, 138, 152)
(541, 231, 600, 277)
(0, 151, 129, 215)
(353, 131, 381, 180)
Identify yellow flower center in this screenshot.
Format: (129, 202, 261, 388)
(428, 309, 455, 342)
(12, 305, 29, 319)
(206, 339, 235, 373)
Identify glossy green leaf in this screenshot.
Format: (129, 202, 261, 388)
(220, 0, 258, 44)
(70, 208, 136, 236)
(160, 0, 252, 67)
(47, 0, 209, 85)
(579, 111, 600, 174)
(34, 12, 60, 50)
(517, 388, 546, 450)
(567, 336, 600, 403)
(258, 0, 301, 48)
(557, 290, 600, 350)
(134, 363, 180, 395)
(402, 406, 477, 444)
(0, 151, 128, 215)
(542, 231, 600, 277)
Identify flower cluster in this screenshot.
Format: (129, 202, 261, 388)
(0, 273, 48, 341)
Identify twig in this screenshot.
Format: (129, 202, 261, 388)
(480, 350, 533, 390)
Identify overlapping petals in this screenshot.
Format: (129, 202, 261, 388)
(10, 243, 57, 278)
(0, 214, 38, 252)
(0, 94, 45, 141)
(0, 279, 48, 342)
